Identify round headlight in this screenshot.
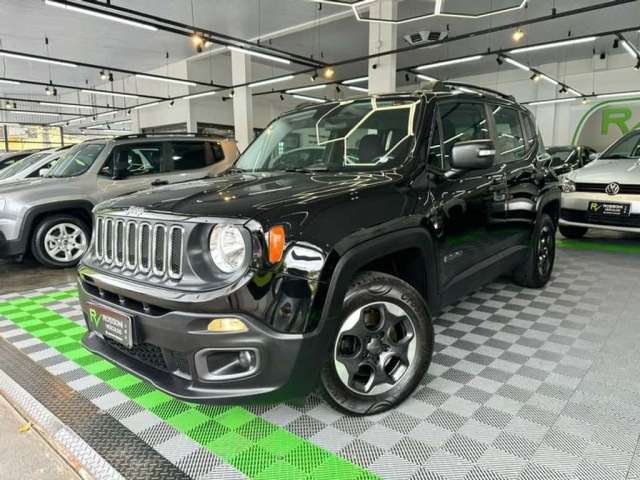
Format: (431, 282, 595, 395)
(209, 224, 247, 273)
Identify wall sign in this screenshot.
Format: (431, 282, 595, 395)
(572, 98, 640, 151)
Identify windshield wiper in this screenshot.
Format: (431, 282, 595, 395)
(283, 167, 330, 173)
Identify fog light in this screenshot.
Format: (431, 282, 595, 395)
(238, 350, 255, 369)
(207, 317, 248, 333)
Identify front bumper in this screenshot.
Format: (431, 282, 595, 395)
(560, 192, 640, 232)
(0, 231, 26, 258)
(77, 275, 329, 404)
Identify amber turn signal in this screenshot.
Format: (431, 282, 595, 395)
(267, 225, 285, 264)
(207, 318, 248, 333)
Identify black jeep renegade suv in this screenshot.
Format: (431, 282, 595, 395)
(77, 83, 560, 415)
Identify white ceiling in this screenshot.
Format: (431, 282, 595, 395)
(0, 0, 639, 108)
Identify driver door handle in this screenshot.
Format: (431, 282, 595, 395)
(151, 179, 169, 186)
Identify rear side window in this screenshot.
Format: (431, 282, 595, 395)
(439, 102, 490, 168)
(168, 142, 209, 171)
(492, 107, 526, 163)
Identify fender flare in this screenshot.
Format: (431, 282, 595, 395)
(318, 227, 439, 336)
(535, 185, 561, 223)
(19, 200, 95, 249)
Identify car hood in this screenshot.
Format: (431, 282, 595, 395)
(571, 159, 640, 184)
(0, 177, 53, 193)
(98, 170, 400, 221)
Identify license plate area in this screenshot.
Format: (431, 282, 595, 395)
(87, 303, 134, 349)
(588, 201, 631, 217)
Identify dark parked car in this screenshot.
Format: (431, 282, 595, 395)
(78, 83, 560, 415)
(547, 145, 597, 175)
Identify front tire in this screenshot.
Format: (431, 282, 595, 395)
(320, 271, 434, 416)
(559, 225, 588, 239)
(513, 213, 556, 288)
(31, 215, 90, 268)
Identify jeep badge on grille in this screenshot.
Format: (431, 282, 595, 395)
(123, 206, 146, 217)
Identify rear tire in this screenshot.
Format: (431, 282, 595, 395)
(31, 215, 90, 269)
(559, 225, 588, 239)
(320, 271, 434, 416)
(513, 213, 556, 288)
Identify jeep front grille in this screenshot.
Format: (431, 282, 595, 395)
(94, 216, 184, 279)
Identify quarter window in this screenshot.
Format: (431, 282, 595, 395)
(168, 141, 210, 171)
(492, 107, 526, 163)
(439, 102, 491, 168)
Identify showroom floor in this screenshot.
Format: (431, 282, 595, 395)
(1, 243, 640, 480)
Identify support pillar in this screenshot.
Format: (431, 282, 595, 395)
(368, 0, 398, 95)
(231, 50, 254, 152)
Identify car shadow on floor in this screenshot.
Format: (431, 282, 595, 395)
(0, 258, 76, 295)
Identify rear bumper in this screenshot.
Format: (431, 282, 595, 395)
(77, 277, 328, 404)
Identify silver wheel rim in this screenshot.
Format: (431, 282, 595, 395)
(43, 222, 87, 263)
(334, 301, 417, 396)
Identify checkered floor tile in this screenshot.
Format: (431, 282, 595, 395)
(2, 248, 640, 479)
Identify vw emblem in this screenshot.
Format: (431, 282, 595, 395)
(605, 183, 620, 196)
(123, 206, 145, 217)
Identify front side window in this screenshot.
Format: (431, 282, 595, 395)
(169, 142, 209, 171)
(601, 131, 640, 159)
(439, 102, 491, 167)
(49, 143, 106, 178)
(492, 107, 526, 163)
(234, 97, 419, 172)
(522, 114, 537, 151)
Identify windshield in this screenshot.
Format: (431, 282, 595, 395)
(601, 131, 640, 160)
(49, 143, 106, 178)
(234, 97, 419, 172)
(0, 151, 51, 180)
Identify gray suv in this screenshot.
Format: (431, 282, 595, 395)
(0, 135, 236, 268)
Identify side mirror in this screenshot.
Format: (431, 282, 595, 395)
(588, 152, 599, 161)
(112, 152, 128, 180)
(451, 140, 495, 170)
(39, 168, 50, 177)
(211, 142, 225, 162)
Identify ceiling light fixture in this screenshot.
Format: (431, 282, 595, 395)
(342, 76, 368, 84)
(322, 66, 336, 80)
(512, 28, 525, 42)
(503, 57, 531, 71)
(567, 87, 582, 96)
(44, 0, 158, 31)
(249, 75, 295, 88)
(416, 55, 484, 70)
(347, 85, 368, 93)
(182, 90, 217, 100)
(291, 94, 326, 103)
(100, 70, 107, 80)
(416, 73, 438, 82)
(131, 101, 161, 110)
(135, 74, 197, 86)
(530, 73, 541, 82)
(0, 51, 77, 68)
(39, 101, 94, 110)
(528, 97, 578, 106)
(538, 74, 558, 85)
(285, 85, 326, 93)
(310, 71, 319, 82)
(596, 91, 640, 99)
(227, 45, 291, 65)
(82, 89, 140, 99)
(511, 36, 597, 54)
(0, 79, 20, 85)
(2, 109, 63, 116)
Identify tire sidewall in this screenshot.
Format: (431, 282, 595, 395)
(32, 215, 90, 268)
(321, 273, 433, 416)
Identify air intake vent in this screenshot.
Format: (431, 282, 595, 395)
(403, 30, 447, 46)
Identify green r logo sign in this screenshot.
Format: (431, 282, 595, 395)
(89, 308, 101, 329)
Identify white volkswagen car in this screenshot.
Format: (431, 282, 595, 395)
(560, 130, 640, 238)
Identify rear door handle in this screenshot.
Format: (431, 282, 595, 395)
(151, 179, 168, 186)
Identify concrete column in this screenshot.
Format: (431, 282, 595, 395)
(368, 0, 397, 95)
(231, 50, 254, 152)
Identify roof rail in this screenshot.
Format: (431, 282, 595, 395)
(112, 132, 216, 140)
(440, 81, 516, 102)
